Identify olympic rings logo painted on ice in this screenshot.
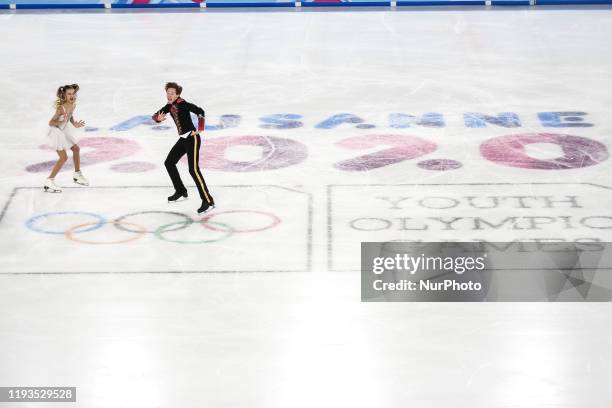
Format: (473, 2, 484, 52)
(25, 210, 281, 245)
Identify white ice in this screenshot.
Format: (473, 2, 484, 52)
(0, 6, 611, 408)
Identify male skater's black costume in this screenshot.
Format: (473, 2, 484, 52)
(153, 97, 214, 213)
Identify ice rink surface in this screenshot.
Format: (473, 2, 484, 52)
(0, 6, 611, 407)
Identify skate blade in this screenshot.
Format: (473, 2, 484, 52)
(168, 196, 189, 203)
(43, 187, 62, 193)
(73, 179, 89, 186)
(197, 205, 215, 215)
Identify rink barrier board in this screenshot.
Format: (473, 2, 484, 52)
(3, 0, 612, 8)
(301, 1, 392, 6)
(396, 1, 485, 5)
(13, 3, 105, 8)
(111, 2, 200, 7)
(537, 0, 612, 3)
(206, 2, 294, 7)
(491, 0, 530, 4)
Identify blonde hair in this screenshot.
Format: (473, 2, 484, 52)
(55, 84, 80, 107)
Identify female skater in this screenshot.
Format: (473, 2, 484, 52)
(44, 84, 89, 193)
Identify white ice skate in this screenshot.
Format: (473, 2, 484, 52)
(73, 171, 89, 186)
(44, 178, 62, 193)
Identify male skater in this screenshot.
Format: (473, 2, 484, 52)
(152, 82, 215, 214)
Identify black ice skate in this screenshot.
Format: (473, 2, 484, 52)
(168, 190, 188, 202)
(197, 201, 215, 214)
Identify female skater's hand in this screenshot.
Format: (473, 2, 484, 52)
(156, 112, 167, 122)
(74, 120, 85, 128)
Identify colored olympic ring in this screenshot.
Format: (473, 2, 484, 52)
(26, 211, 106, 235)
(154, 221, 234, 244)
(65, 220, 147, 245)
(25, 210, 281, 244)
(114, 211, 193, 233)
(200, 210, 281, 233)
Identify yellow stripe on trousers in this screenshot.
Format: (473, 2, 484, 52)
(193, 134, 211, 203)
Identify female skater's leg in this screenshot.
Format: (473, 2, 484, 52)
(44, 150, 68, 192)
(71, 144, 89, 186)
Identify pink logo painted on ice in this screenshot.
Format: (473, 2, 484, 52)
(199, 135, 308, 172)
(26, 137, 141, 173)
(334, 134, 438, 171)
(480, 133, 608, 170)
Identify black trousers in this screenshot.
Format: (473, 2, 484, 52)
(164, 133, 214, 204)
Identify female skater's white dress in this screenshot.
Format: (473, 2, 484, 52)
(47, 105, 79, 151)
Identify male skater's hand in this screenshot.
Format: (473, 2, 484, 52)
(156, 112, 167, 122)
(74, 120, 85, 128)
